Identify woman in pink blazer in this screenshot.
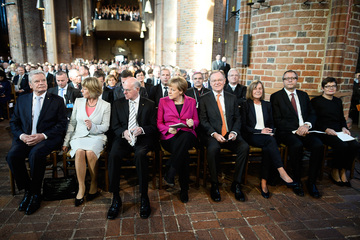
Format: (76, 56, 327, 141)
(157, 77, 199, 203)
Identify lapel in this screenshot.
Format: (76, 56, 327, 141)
(281, 89, 298, 116)
(248, 100, 256, 124)
(25, 93, 33, 131)
(38, 92, 52, 122)
(165, 97, 179, 117)
(137, 97, 145, 122)
(180, 96, 191, 118)
(260, 100, 268, 124)
(209, 92, 221, 119)
(124, 99, 129, 123)
(224, 92, 231, 123)
(297, 91, 306, 116)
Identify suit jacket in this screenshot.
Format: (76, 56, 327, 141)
(220, 63, 231, 78)
(241, 99, 274, 136)
(185, 87, 211, 107)
(224, 84, 247, 106)
(199, 91, 241, 137)
(113, 85, 148, 101)
(68, 81, 82, 91)
(63, 98, 111, 147)
(157, 95, 199, 140)
(144, 82, 153, 97)
(149, 84, 165, 106)
(12, 74, 30, 95)
(111, 97, 157, 146)
(211, 60, 222, 70)
(10, 92, 67, 141)
(48, 85, 82, 119)
(46, 72, 56, 88)
(270, 88, 316, 134)
(102, 86, 114, 104)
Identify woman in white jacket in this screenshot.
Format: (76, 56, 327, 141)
(63, 77, 111, 206)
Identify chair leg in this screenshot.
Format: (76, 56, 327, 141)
(51, 151, 58, 178)
(62, 152, 68, 176)
(9, 169, 15, 195)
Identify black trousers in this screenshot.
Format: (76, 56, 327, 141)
(277, 132, 323, 183)
(108, 137, 151, 195)
(161, 131, 198, 191)
(246, 134, 283, 181)
(205, 135, 249, 184)
(7, 138, 62, 194)
(316, 134, 360, 170)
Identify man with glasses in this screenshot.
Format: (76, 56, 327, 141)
(270, 70, 323, 198)
(185, 72, 210, 109)
(199, 70, 249, 203)
(200, 68, 211, 89)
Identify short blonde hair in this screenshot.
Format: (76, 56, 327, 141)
(168, 76, 188, 95)
(82, 77, 102, 99)
(246, 81, 265, 100)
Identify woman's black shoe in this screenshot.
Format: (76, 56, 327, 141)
(329, 174, 343, 187)
(87, 191, 99, 201)
(75, 197, 84, 207)
(260, 184, 270, 199)
(284, 181, 299, 188)
(342, 181, 351, 187)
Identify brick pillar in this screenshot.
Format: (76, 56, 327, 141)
(44, 0, 58, 63)
(212, 0, 226, 61)
(54, 0, 71, 63)
(6, 0, 45, 63)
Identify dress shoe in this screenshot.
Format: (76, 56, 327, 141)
(292, 182, 305, 197)
(87, 191, 100, 201)
(307, 182, 321, 199)
(75, 197, 84, 207)
(107, 196, 122, 220)
(140, 196, 151, 219)
(25, 194, 42, 215)
(231, 182, 245, 202)
(164, 174, 175, 187)
(180, 189, 189, 203)
(342, 181, 351, 187)
(284, 181, 300, 188)
(19, 190, 31, 211)
(210, 183, 221, 202)
(329, 174, 343, 187)
(260, 184, 270, 199)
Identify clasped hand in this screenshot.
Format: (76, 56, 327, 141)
(296, 125, 309, 137)
(85, 119, 92, 130)
(213, 132, 236, 143)
(21, 134, 45, 146)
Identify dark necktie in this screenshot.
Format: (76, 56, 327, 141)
(164, 87, 168, 97)
(290, 93, 298, 115)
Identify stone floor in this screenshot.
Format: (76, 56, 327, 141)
(0, 118, 360, 240)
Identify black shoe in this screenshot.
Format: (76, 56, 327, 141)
(140, 196, 151, 219)
(19, 190, 31, 212)
(307, 182, 321, 198)
(231, 182, 245, 202)
(180, 190, 189, 203)
(107, 196, 122, 220)
(87, 191, 100, 201)
(260, 184, 270, 199)
(75, 197, 84, 207)
(329, 174, 343, 187)
(284, 181, 299, 188)
(342, 181, 351, 187)
(210, 183, 221, 202)
(25, 194, 42, 215)
(164, 175, 175, 187)
(292, 182, 305, 197)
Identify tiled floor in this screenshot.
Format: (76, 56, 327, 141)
(0, 119, 360, 240)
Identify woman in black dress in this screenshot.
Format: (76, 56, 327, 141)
(311, 77, 359, 187)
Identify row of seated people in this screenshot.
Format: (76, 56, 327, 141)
(6, 69, 359, 220)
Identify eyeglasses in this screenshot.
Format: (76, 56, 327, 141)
(211, 79, 225, 83)
(324, 85, 336, 89)
(283, 77, 297, 81)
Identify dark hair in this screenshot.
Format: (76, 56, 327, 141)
(282, 70, 298, 80)
(93, 70, 106, 79)
(121, 70, 133, 78)
(134, 69, 145, 77)
(56, 71, 67, 77)
(321, 77, 337, 88)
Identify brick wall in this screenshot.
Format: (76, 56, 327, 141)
(236, 0, 360, 117)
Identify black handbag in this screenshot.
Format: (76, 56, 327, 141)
(43, 167, 78, 201)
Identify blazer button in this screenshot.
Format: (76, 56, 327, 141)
(178, 118, 180, 120)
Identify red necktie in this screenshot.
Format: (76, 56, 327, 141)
(291, 93, 298, 115)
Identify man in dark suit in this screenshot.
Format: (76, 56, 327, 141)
(94, 70, 114, 104)
(44, 65, 55, 88)
(270, 70, 323, 198)
(219, 56, 231, 80)
(13, 66, 30, 96)
(48, 71, 82, 120)
(200, 68, 211, 89)
(7, 70, 67, 215)
(211, 55, 222, 70)
(107, 78, 156, 220)
(149, 68, 171, 106)
(68, 69, 82, 90)
(224, 69, 247, 106)
(185, 72, 210, 109)
(199, 70, 249, 202)
(114, 70, 148, 101)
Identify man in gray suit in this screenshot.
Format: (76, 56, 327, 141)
(211, 55, 222, 70)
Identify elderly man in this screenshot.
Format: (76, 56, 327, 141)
(113, 70, 148, 101)
(219, 56, 231, 80)
(270, 70, 323, 198)
(107, 78, 156, 220)
(199, 70, 249, 202)
(68, 69, 82, 90)
(7, 70, 67, 215)
(185, 71, 210, 109)
(200, 68, 211, 89)
(224, 68, 247, 106)
(13, 65, 30, 95)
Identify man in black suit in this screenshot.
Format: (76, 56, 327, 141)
(200, 68, 211, 89)
(149, 68, 171, 106)
(219, 56, 231, 80)
(224, 69, 247, 106)
(185, 72, 210, 109)
(7, 70, 67, 215)
(199, 70, 249, 202)
(94, 70, 114, 104)
(113, 70, 148, 101)
(13, 66, 30, 96)
(270, 70, 323, 198)
(211, 55, 222, 70)
(107, 77, 156, 220)
(68, 69, 82, 90)
(44, 65, 55, 88)
(48, 71, 82, 120)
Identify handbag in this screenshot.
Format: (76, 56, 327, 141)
(43, 167, 78, 201)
